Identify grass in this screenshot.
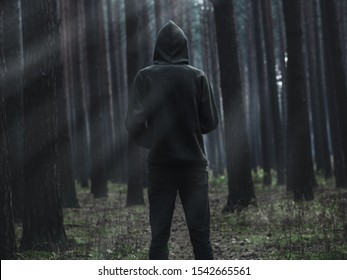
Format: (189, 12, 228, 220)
(14, 173, 347, 260)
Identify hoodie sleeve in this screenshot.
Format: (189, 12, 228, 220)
(125, 72, 151, 149)
(199, 74, 219, 134)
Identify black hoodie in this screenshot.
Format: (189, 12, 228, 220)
(126, 21, 218, 183)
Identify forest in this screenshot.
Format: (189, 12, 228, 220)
(1, 0, 347, 260)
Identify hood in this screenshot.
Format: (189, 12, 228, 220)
(153, 21, 189, 65)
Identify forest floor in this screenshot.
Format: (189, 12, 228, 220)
(16, 174, 347, 260)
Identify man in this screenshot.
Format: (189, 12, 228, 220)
(126, 21, 218, 260)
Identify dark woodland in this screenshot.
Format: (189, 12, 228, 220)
(1, 0, 347, 260)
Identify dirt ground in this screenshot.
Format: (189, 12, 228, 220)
(59, 182, 347, 260)
(17, 181, 347, 260)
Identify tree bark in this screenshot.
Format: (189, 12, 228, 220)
(254, 0, 272, 186)
(0, 2, 17, 258)
(304, 0, 332, 178)
(77, 0, 92, 186)
(247, 0, 262, 171)
(323, 0, 347, 183)
(261, 0, 285, 185)
(312, 0, 332, 178)
(114, 0, 128, 183)
(320, 0, 347, 188)
(275, 0, 288, 183)
(57, 0, 79, 208)
(2, 0, 24, 222)
(208, 3, 226, 175)
(202, 1, 218, 176)
(20, 0, 67, 250)
(154, 0, 163, 32)
(283, 0, 316, 200)
(125, 0, 146, 206)
(106, 0, 123, 182)
(84, 0, 109, 197)
(99, 0, 117, 182)
(66, 0, 90, 188)
(211, 0, 256, 212)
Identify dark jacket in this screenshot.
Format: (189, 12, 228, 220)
(126, 21, 218, 176)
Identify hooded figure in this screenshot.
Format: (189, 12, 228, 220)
(126, 21, 218, 260)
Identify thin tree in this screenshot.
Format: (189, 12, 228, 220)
(254, 0, 272, 186)
(84, 0, 109, 197)
(274, 0, 288, 180)
(57, 0, 79, 208)
(154, 0, 163, 32)
(125, 0, 146, 206)
(323, 0, 347, 181)
(20, 0, 67, 250)
(0, 2, 17, 258)
(312, 0, 332, 178)
(106, 0, 122, 182)
(202, 1, 221, 176)
(211, 0, 256, 212)
(63, 0, 90, 188)
(113, 0, 128, 183)
(261, 0, 285, 185)
(99, 0, 117, 182)
(304, 0, 332, 178)
(247, 0, 262, 170)
(207, 1, 226, 175)
(283, 0, 316, 200)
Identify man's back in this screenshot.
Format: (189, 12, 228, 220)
(126, 20, 218, 172)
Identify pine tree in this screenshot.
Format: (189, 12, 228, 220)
(0, 1, 17, 258)
(84, 0, 110, 197)
(125, 0, 146, 206)
(20, 0, 67, 250)
(320, 0, 347, 188)
(211, 0, 256, 212)
(2, 0, 24, 221)
(261, 0, 285, 185)
(57, 0, 79, 208)
(254, 0, 272, 186)
(283, 0, 316, 200)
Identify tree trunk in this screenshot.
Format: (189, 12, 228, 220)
(65, 0, 90, 188)
(0, 2, 17, 258)
(304, 0, 332, 178)
(323, 0, 347, 183)
(84, 0, 109, 198)
(99, 0, 117, 183)
(211, 0, 256, 212)
(320, 0, 347, 188)
(2, 0, 24, 222)
(154, 0, 163, 32)
(202, 1, 218, 177)
(283, 0, 316, 200)
(261, 0, 285, 186)
(254, 0, 272, 186)
(207, 3, 226, 175)
(275, 0, 288, 185)
(20, 0, 67, 250)
(106, 0, 123, 182)
(77, 0, 92, 186)
(313, 0, 332, 179)
(57, 0, 79, 208)
(246, 0, 262, 171)
(113, 0, 128, 183)
(125, 0, 146, 206)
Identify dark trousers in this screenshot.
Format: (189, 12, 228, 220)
(148, 181, 214, 260)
